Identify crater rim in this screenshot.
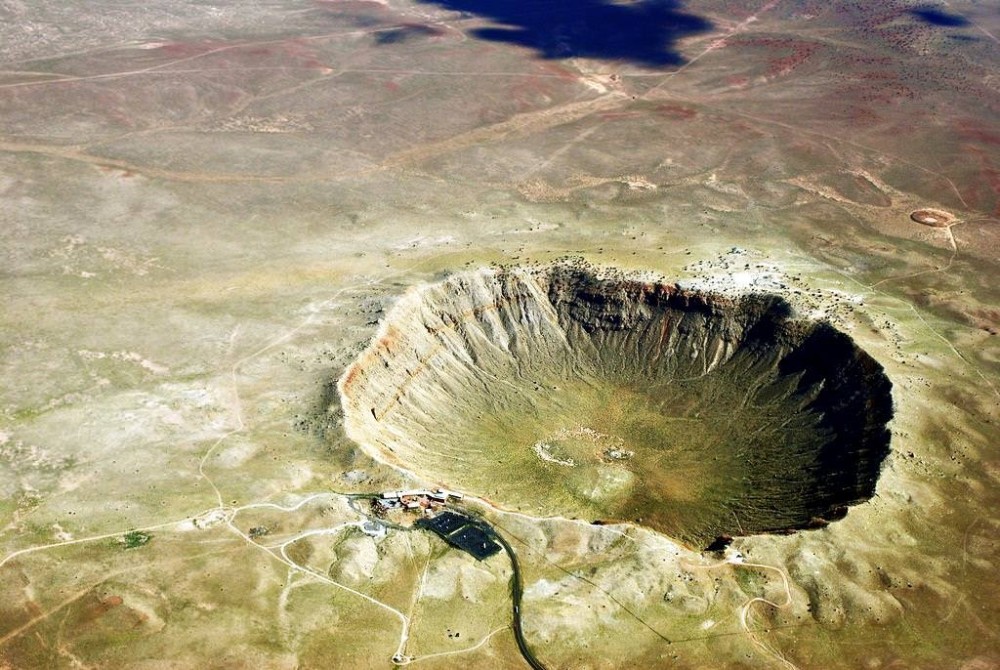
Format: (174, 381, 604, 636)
(338, 263, 894, 548)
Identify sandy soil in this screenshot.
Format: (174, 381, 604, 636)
(1, 0, 998, 668)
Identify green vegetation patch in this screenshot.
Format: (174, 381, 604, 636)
(117, 530, 152, 550)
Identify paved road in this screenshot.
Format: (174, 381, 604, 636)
(491, 529, 548, 670)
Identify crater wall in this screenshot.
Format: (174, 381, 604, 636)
(339, 265, 893, 546)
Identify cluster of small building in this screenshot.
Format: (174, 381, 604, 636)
(369, 490, 501, 561)
(373, 488, 464, 515)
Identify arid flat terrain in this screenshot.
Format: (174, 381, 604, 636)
(1, 1, 998, 668)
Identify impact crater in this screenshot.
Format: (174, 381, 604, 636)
(339, 265, 893, 547)
(910, 208, 956, 227)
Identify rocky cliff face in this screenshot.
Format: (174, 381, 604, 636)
(339, 264, 893, 546)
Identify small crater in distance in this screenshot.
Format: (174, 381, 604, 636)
(910, 208, 956, 227)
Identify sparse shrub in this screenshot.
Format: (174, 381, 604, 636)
(119, 530, 151, 550)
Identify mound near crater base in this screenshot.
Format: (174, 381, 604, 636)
(340, 265, 893, 546)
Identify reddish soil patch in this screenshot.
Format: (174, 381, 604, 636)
(654, 103, 697, 120)
(967, 307, 1000, 335)
(730, 37, 820, 77)
(910, 208, 955, 227)
(81, 595, 124, 624)
(598, 111, 643, 121)
(958, 121, 1000, 146)
(961, 139, 1000, 215)
(535, 61, 581, 82)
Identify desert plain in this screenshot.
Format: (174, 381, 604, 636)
(1, 0, 999, 668)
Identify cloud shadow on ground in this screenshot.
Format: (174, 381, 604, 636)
(910, 7, 970, 28)
(413, 0, 713, 67)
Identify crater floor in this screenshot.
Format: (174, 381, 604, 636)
(341, 265, 893, 546)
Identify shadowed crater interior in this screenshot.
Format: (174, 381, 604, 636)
(339, 265, 893, 547)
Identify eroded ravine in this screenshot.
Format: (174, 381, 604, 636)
(339, 264, 893, 547)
